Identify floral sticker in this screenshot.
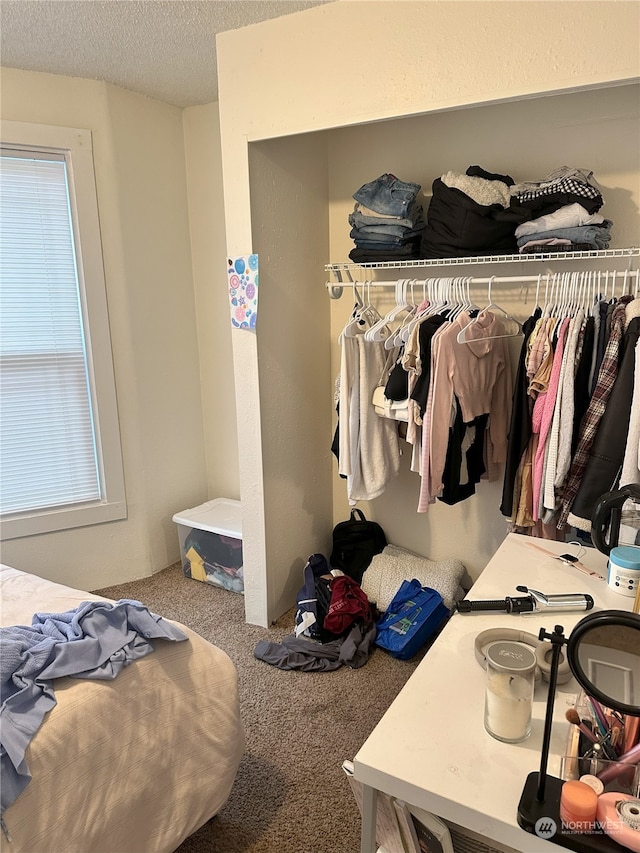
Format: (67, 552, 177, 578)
(227, 254, 258, 331)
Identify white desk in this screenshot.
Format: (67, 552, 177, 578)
(354, 533, 633, 853)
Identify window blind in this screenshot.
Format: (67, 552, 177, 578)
(1, 150, 101, 515)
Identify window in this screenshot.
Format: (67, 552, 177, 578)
(1, 121, 126, 539)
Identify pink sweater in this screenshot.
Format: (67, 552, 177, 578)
(532, 318, 570, 520)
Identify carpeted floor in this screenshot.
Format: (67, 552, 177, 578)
(95, 563, 427, 853)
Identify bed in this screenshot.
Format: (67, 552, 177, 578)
(0, 564, 245, 853)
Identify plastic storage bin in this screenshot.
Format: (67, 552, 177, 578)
(172, 498, 243, 593)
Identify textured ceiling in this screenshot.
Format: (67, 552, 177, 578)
(0, 0, 334, 107)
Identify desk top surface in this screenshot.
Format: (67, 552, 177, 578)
(353, 533, 633, 853)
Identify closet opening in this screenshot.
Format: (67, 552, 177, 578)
(241, 82, 639, 625)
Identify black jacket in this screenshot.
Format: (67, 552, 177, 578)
(420, 176, 520, 258)
(569, 313, 640, 528)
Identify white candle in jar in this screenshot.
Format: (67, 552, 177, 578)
(484, 641, 536, 743)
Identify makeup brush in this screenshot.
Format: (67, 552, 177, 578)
(566, 708, 598, 744)
(586, 696, 609, 737)
(566, 709, 619, 761)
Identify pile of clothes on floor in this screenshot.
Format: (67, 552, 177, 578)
(253, 546, 467, 672)
(348, 174, 425, 263)
(347, 166, 612, 261)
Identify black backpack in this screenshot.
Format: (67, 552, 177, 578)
(329, 509, 387, 584)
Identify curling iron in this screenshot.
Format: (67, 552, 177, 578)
(456, 586, 594, 615)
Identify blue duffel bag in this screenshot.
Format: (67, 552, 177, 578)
(374, 578, 449, 660)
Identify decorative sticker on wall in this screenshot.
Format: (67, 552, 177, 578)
(227, 254, 258, 331)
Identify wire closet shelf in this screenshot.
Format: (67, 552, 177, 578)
(325, 247, 640, 298)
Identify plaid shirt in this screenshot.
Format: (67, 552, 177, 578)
(514, 178, 602, 205)
(557, 298, 631, 528)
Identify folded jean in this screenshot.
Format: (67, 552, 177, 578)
(516, 221, 612, 249)
(353, 173, 421, 218)
(349, 246, 421, 263)
(353, 237, 422, 251)
(350, 224, 424, 241)
(349, 201, 423, 228)
(350, 204, 423, 230)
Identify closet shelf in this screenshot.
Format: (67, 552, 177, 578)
(325, 247, 639, 276)
(325, 247, 640, 297)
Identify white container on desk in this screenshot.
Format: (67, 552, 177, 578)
(484, 641, 536, 744)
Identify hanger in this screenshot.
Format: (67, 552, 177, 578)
(534, 273, 542, 311)
(339, 280, 363, 341)
(384, 278, 416, 349)
(341, 280, 382, 338)
(360, 278, 414, 347)
(389, 279, 419, 348)
(446, 276, 464, 321)
(541, 272, 560, 319)
(365, 278, 406, 343)
(456, 275, 523, 343)
(621, 268, 630, 297)
(449, 276, 478, 322)
(397, 277, 438, 344)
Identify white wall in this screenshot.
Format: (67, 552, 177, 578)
(183, 103, 240, 501)
(0, 68, 209, 590)
(249, 133, 333, 621)
(216, 0, 640, 624)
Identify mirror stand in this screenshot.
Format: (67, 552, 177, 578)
(517, 625, 625, 852)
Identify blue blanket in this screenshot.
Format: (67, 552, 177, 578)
(0, 599, 187, 814)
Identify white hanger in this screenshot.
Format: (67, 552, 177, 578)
(339, 281, 362, 341)
(456, 275, 523, 343)
(541, 272, 559, 318)
(398, 277, 437, 344)
(342, 280, 380, 338)
(449, 276, 478, 322)
(622, 269, 630, 297)
(364, 279, 400, 342)
(389, 279, 419, 348)
(365, 278, 413, 344)
(534, 273, 542, 310)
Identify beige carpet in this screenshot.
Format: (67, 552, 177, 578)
(95, 563, 426, 853)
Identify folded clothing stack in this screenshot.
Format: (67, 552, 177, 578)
(420, 165, 521, 258)
(361, 543, 467, 612)
(510, 165, 604, 218)
(348, 173, 424, 263)
(515, 201, 612, 253)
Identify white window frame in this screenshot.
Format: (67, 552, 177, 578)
(1, 120, 126, 539)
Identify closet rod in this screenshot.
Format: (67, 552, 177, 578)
(325, 269, 639, 299)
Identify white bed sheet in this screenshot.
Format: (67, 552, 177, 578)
(0, 565, 245, 853)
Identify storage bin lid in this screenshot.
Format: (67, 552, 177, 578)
(172, 498, 242, 538)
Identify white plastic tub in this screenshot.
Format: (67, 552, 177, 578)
(172, 498, 243, 593)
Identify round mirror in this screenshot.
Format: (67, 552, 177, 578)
(567, 610, 640, 716)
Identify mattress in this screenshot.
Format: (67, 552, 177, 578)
(0, 564, 245, 853)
